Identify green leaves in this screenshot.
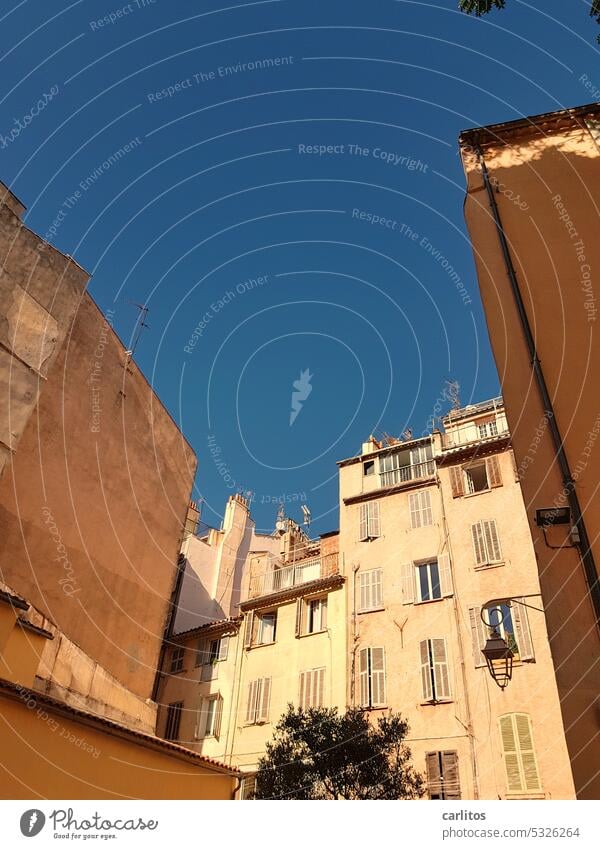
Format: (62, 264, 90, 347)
(459, 0, 506, 15)
(254, 705, 424, 800)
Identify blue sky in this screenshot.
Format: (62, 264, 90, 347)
(1, 0, 598, 534)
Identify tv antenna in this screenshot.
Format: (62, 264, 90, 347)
(126, 301, 150, 359)
(301, 504, 311, 528)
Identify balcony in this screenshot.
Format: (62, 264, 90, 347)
(247, 554, 337, 600)
(442, 419, 509, 449)
(379, 459, 436, 488)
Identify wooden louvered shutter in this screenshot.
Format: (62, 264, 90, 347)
(359, 571, 370, 611)
(441, 751, 461, 799)
(196, 699, 209, 739)
(420, 640, 433, 701)
(359, 503, 368, 541)
(371, 648, 386, 706)
(321, 597, 328, 629)
(483, 520, 502, 562)
(369, 501, 381, 537)
(359, 648, 369, 707)
(449, 466, 464, 498)
(372, 569, 383, 608)
(299, 672, 306, 710)
(469, 607, 487, 668)
(258, 677, 271, 722)
(486, 455, 502, 487)
(401, 562, 415, 604)
(244, 611, 254, 648)
(421, 489, 433, 525)
(317, 667, 325, 707)
(512, 600, 535, 661)
(214, 695, 224, 740)
(295, 598, 303, 637)
(431, 638, 451, 701)
(218, 636, 229, 661)
(500, 715, 523, 792)
(426, 752, 442, 798)
(516, 713, 541, 791)
(246, 680, 257, 723)
(438, 553, 453, 597)
(471, 522, 487, 567)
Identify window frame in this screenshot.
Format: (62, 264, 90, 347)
(420, 638, 452, 703)
(409, 488, 433, 528)
(164, 701, 183, 741)
(359, 500, 381, 541)
(358, 568, 383, 613)
(256, 610, 277, 645)
(426, 751, 461, 800)
(358, 646, 387, 709)
(415, 559, 442, 603)
(169, 645, 185, 673)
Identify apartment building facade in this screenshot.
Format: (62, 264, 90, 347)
(158, 400, 575, 800)
(460, 105, 600, 798)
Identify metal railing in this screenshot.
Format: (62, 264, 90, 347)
(442, 419, 509, 449)
(379, 459, 436, 487)
(248, 556, 324, 599)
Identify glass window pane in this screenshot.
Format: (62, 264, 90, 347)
(418, 565, 430, 601)
(430, 562, 441, 599)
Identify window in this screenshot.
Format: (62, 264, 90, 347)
(471, 520, 502, 567)
(416, 560, 441, 602)
(299, 667, 326, 710)
(358, 568, 383, 612)
(409, 489, 433, 528)
(164, 701, 183, 741)
(426, 751, 461, 800)
(449, 456, 502, 498)
(196, 634, 229, 671)
(359, 500, 380, 540)
(240, 775, 257, 800)
(478, 420, 498, 439)
(401, 555, 452, 604)
(499, 714, 541, 793)
(196, 694, 223, 739)
(363, 460, 375, 476)
(358, 647, 386, 708)
(257, 611, 277, 645)
(420, 638, 451, 702)
(469, 600, 534, 667)
(246, 678, 272, 724)
(170, 646, 184, 673)
(295, 596, 328, 636)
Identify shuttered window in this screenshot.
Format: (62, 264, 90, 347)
(299, 667, 326, 710)
(196, 694, 224, 740)
(499, 714, 541, 793)
(471, 601, 535, 665)
(359, 500, 381, 540)
(358, 569, 383, 612)
(164, 701, 183, 741)
(170, 646, 184, 673)
(426, 751, 461, 800)
(449, 466, 464, 498)
(409, 489, 433, 528)
(246, 677, 272, 724)
(358, 647, 386, 708)
(415, 555, 453, 602)
(471, 520, 502, 567)
(257, 611, 277, 645)
(420, 638, 451, 702)
(196, 635, 229, 671)
(240, 775, 257, 800)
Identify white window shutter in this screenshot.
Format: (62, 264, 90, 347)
(401, 562, 415, 605)
(409, 492, 421, 528)
(515, 714, 541, 791)
(438, 553, 453, 597)
(483, 520, 502, 563)
(359, 647, 369, 707)
(244, 611, 254, 648)
(420, 640, 433, 701)
(421, 490, 433, 525)
(295, 598, 303, 637)
(369, 501, 381, 537)
(500, 714, 523, 792)
(321, 597, 328, 629)
(471, 522, 486, 567)
(431, 638, 451, 701)
(468, 607, 487, 668)
(214, 695, 223, 740)
(317, 667, 325, 707)
(372, 569, 383, 608)
(196, 699, 209, 738)
(371, 648, 386, 706)
(512, 600, 535, 661)
(246, 680, 257, 723)
(299, 671, 306, 710)
(358, 572, 369, 611)
(218, 636, 229, 661)
(258, 677, 271, 722)
(359, 503, 368, 541)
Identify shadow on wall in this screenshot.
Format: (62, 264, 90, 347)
(174, 560, 225, 633)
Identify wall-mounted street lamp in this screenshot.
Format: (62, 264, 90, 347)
(480, 595, 543, 690)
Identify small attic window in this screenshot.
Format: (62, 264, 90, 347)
(364, 460, 375, 476)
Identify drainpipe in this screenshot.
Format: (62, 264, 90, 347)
(437, 474, 480, 800)
(475, 147, 600, 626)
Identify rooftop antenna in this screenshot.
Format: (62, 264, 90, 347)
(301, 504, 311, 528)
(275, 504, 286, 534)
(125, 301, 150, 359)
(446, 379, 461, 410)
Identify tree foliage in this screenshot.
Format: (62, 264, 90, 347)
(254, 705, 424, 800)
(459, 0, 600, 30)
